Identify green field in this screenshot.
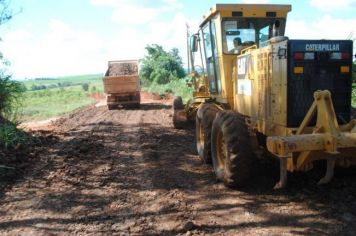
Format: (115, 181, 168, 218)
(18, 74, 105, 122)
(22, 74, 103, 90)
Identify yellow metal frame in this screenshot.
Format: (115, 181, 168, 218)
(267, 90, 356, 188)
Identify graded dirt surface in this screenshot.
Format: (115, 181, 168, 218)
(1, 94, 356, 235)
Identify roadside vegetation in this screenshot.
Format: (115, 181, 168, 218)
(0, 0, 30, 149)
(140, 44, 193, 102)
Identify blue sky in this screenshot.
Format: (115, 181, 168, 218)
(0, 0, 355, 79)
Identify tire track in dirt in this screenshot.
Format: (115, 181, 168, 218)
(1, 101, 356, 235)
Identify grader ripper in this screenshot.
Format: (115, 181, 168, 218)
(173, 4, 356, 188)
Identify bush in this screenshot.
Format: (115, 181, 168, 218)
(0, 123, 29, 148)
(30, 84, 47, 91)
(0, 73, 23, 118)
(82, 83, 89, 91)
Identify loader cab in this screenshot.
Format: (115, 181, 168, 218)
(196, 4, 291, 106)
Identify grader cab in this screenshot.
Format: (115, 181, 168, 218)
(174, 4, 356, 188)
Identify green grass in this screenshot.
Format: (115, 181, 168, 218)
(22, 74, 103, 89)
(142, 78, 193, 103)
(0, 123, 30, 148)
(18, 74, 105, 122)
(20, 89, 97, 121)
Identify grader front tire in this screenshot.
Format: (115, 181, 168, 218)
(211, 111, 255, 187)
(173, 96, 185, 129)
(196, 104, 220, 164)
(173, 96, 184, 110)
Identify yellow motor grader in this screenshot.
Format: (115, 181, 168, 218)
(173, 3, 356, 188)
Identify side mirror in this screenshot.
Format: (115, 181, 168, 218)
(190, 34, 199, 52)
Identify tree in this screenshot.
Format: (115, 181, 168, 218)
(140, 44, 186, 85)
(82, 83, 89, 91)
(0, 0, 22, 119)
(0, 0, 12, 25)
(0, 73, 22, 117)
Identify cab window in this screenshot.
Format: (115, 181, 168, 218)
(222, 20, 256, 54)
(259, 25, 270, 47)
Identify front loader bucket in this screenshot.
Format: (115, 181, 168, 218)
(267, 90, 356, 189)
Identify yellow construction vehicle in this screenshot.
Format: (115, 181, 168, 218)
(175, 4, 356, 188)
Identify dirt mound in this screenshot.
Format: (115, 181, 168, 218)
(0, 131, 57, 194)
(53, 105, 103, 132)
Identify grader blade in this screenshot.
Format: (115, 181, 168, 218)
(318, 157, 336, 185)
(267, 90, 356, 188)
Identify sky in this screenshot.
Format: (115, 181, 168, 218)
(0, 0, 355, 79)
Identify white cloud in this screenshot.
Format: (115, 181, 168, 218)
(91, 0, 183, 25)
(1, 0, 198, 79)
(310, 0, 356, 11)
(286, 15, 356, 40)
(111, 6, 160, 25)
(90, 0, 193, 65)
(91, 0, 182, 9)
(286, 15, 356, 55)
(1, 20, 108, 78)
(0, 11, 198, 78)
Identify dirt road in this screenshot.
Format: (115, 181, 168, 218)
(1, 96, 356, 235)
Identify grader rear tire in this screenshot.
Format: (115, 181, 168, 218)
(196, 103, 220, 164)
(173, 96, 185, 128)
(211, 111, 255, 187)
